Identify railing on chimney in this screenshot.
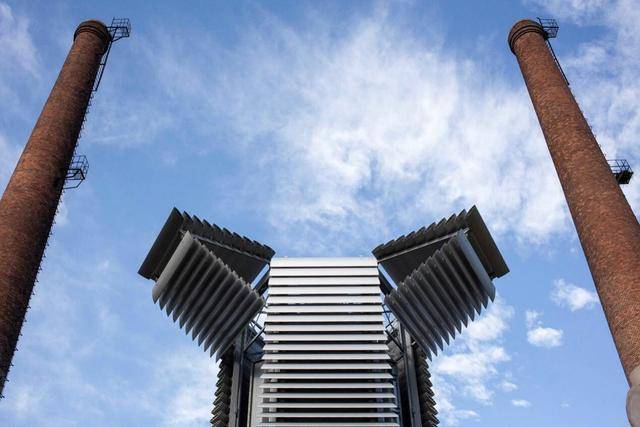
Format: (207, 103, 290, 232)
(93, 18, 131, 92)
(608, 159, 634, 185)
(64, 155, 89, 189)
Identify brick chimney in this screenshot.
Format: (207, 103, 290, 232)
(0, 20, 111, 396)
(509, 19, 640, 424)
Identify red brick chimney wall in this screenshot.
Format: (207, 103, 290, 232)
(0, 20, 111, 396)
(509, 19, 640, 422)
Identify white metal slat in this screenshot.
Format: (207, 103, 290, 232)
(261, 373, 393, 379)
(255, 412, 398, 418)
(265, 314, 382, 323)
(261, 353, 390, 360)
(258, 382, 394, 389)
(270, 257, 377, 268)
(264, 334, 387, 341)
(259, 402, 396, 408)
(265, 324, 384, 332)
(268, 295, 382, 304)
(263, 343, 389, 351)
(266, 305, 382, 313)
(268, 286, 381, 295)
(259, 392, 396, 399)
(261, 363, 391, 370)
(257, 424, 399, 427)
(269, 276, 380, 285)
(269, 267, 379, 277)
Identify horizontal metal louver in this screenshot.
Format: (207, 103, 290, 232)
(211, 351, 233, 426)
(258, 257, 399, 427)
(151, 231, 264, 357)
(414, 346, 438, 427)
(384, 232, 495, 359)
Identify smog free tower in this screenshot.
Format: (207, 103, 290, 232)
(139, 206, 508, 426)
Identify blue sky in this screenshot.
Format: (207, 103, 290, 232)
(0, 0, 638, 425)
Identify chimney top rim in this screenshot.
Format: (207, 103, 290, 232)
(74, 20, 112, 51)
(508, 19, 546, 54)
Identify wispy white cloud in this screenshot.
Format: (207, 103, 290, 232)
(501, 379, 518, 392)
(432, 296, 514, 423)
(9, 383, 45, 419)
(0, 133, 20, 190)
(142, 6, 569, 254)
(433, 380, 480, 426)
(149, 350, 218, 427)
(0, 244, 218, 426)
(0, 2, 40, 190)
(525, 309, 540, 329)
(511, 398, 532, 407)
(525, 309, 564, 348)
(551, 278, 599, 311)
(524, 0, 607, 24)
(0, 3, 38, 76)
(527, 327, 563, 348)
(0, 2, 40, 120)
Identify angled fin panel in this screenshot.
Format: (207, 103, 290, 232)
(384, 232, 498, 359)
(139, 207, 185, 280)
(139, 207, 275, 283)
(149, 232, 264, 357)
(372, 206, 508, 285)
(464, 206, 509, 279)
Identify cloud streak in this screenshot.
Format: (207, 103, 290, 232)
(551, 278, 599, 311)
(0, 241, 218, 426)
(511, 398, 532, 407)
(525, 309, 563, 348)
(432, 296, 515, 424)
(140, 6, 570, 255)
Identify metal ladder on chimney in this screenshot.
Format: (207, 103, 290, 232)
(65, 18, 132, 191)
(538, 17, 634, 186)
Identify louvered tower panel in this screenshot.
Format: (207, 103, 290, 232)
(139, 208, 274, 359)
(149, 231, 264, 357)
(414, 347, 438, 427)
(374, 207, 509, 360)
(258, 257, 399, 427)
(211, 351, 234, 426)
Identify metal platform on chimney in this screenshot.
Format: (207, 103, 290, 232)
(608, 159, 633, 185)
